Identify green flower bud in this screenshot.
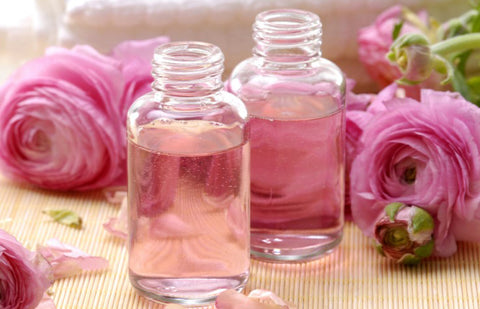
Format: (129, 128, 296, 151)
(374, 203, 434, 265)
(387, 33, 454, 85)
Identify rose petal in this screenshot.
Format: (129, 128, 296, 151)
(103, 196, 128, 239)
(215, 289, 291, 309)
(247, 290, 293, 307)
(35, 294, 56, 309)
(111, 36, 170, 119)
(103, 187, 127, 204)
(37, 239, 108, 279)
(150, 213, 197, 238)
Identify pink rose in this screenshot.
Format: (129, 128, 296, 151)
(0, 229, 51, 309)
(350, 88, 480, 257)
(358, 5, 438, 96)
(0, 46, 125, 190)
(111, 36, 170, 120)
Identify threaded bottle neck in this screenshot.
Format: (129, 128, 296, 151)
(253, 9, 322, 62)
(152, 41, 224, 97)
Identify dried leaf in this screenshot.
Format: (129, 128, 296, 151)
(42, 209, 83, 229)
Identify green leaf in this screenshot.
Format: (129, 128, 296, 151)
(392, 21, 404, 41)
(385, 202, 405, 221)
(398, 253, 421, 265)
(452, 66, 474, 102)
(373, 240, 386, 257)
(454, 50, 471, 76)
(414, 240, 435, 258)
(43, 209, 83, 229)
(411, 207, 434, 234)
(466, 75, 480, 106)
(470, 1, 480, 15)
(469, 10, 480, 32)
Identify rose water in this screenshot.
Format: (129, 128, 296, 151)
(248, 95, 344, 260)
(127, 42, 250, 304)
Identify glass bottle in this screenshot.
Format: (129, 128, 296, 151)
(229, 9, 345, 262)
(127, 41, 250, 304)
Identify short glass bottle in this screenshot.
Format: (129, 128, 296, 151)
(229, 9, 345, 262)
(126, 41, 250, 304)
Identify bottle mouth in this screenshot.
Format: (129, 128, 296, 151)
(253, 9, 322, 59)
(152, 41, 224, 95)
(153, 41, 224, 80)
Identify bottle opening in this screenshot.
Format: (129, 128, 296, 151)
(152, 41, 224, 95)
(253, 9, 322, 61)
(153, 42, 223, 71)
(256, 9, 320, 32)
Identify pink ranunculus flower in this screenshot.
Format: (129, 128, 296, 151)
(0, 45, 125, 190)
(358, 5, 440, 96)
(111, 36, 170, 120)
(350, 88, 480, 257)
(0, 229, 51, 309)
(345, 79, 374, 210)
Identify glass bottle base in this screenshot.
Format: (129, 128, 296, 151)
(250, 230, 343, 262)
(129, 272, 249, 306)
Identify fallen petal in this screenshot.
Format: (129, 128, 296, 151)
(215, 289, 291, 309)
(103, 186, 127, 204)
(103, 196, 128, 239)
(248, 290, 291, 307)
(37, 239, 109, 279)
(35, 293, 56, 309)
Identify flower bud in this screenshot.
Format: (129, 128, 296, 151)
(387, 33, 453, 85)
(387, 34, 432, 84)
(374, 202, 434, 265)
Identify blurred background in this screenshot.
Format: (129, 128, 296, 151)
(0, 0, 469, 90)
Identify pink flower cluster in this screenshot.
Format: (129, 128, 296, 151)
(0, 37, 169, 191)
(351, 4, 480, 259)
(348, 84, 480, 257)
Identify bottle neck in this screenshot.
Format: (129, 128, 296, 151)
(152, 41, 224, 97)
(253, 9, 322, 63)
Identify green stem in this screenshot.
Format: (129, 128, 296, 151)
(432, 33, 480, 56)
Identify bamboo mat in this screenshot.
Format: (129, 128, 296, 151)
(1, 175, 479, 309)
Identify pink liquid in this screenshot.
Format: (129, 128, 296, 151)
(247, 94, 345, 261)
(127, 120, 250, 303)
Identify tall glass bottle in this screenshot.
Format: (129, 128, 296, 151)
(229, 9, 345, 262)
(127, 41, 250, 304)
